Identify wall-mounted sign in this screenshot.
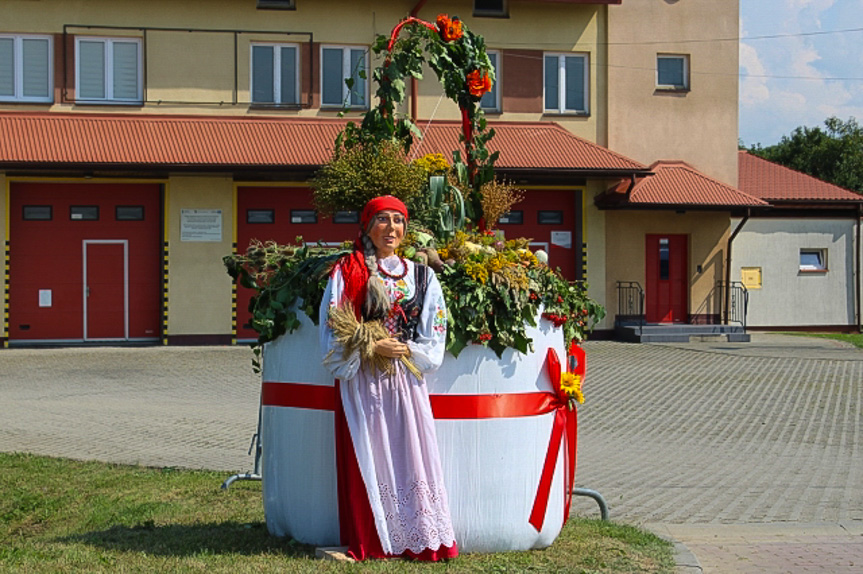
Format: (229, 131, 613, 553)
(39, 289, 52, 308)
(181, 209, 223, 242)
(550, 231, 572, 249)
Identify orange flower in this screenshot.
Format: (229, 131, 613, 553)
(466, 69, 493, 98)
(436, 13, 463, 42)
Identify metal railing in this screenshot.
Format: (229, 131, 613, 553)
(616, 281, 645, 327)
(717, 280, 749, 330)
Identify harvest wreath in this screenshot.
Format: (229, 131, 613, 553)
(223, 14, 605, 371)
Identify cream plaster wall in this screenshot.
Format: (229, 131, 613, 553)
(732, 217, 858, 327)
(585, 183, 609, 329)
(604, 210, 730, 322)
(166, 175, 234, 336)
(606, 0, 739, 186)
(414, 2, 606, 144)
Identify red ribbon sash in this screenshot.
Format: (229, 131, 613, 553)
(261, 345, 582, 534)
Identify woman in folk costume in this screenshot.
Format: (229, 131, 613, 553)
(319, 195, 458, 561)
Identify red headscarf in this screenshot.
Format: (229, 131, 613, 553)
(338, 196, 409, 318)
(360, 195, 408, 229)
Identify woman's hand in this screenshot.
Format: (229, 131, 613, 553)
(374, 337, 410, 358)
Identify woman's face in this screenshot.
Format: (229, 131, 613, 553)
(367, 209, 406, 258)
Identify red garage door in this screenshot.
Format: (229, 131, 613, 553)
(497, 189, 581, 280)
(236, 186, 357, 341)
(8, 182, 162, 343)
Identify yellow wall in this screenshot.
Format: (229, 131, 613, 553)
(166, 175, 234, 337)
(585, 183, 608, 328)
(606, 0, 739, 185)
(604, 210, 730, 322)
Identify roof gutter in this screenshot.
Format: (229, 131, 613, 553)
(724, 207, 750, 325)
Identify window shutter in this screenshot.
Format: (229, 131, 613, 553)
(349, 49, 365, 106)
(0, 38, 13, 97)
(252, 45, 275, 103)
(280, 46, 297, 104)
(79, 41, 106, 99)
(564, 56, 585, 112)
(22, 38, 50, 98)
(112, 41, 139, 100)
(321, 48, 342, 105)
(544, 55, 558, 111)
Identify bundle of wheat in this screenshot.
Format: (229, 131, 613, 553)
(326, 304, 423, 380)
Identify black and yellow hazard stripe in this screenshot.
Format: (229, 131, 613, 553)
(3, 240, 9, 348)
(581, 242, 588, 281)
(162, 240, 169, 345)
(231, 241, 237, 345)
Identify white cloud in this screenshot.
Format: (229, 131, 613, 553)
(739, 43, 770, 106)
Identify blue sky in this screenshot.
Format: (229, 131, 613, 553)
(739, 0, 863, 147)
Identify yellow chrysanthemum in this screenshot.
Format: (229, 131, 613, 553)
(560, 372, 584, 404)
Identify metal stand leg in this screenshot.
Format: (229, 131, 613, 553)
(222, 397, 263, 490)
(572, 487, 609, 520)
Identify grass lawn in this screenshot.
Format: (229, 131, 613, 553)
(779, 332, 863, 349)
(0, 453, 674, 573)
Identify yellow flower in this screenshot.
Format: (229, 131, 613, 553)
(437, 247, 449, 260)
(560, 372, 584, 404)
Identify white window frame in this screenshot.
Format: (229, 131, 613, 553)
(74, 36, 143, 104)
(656, 53, 689, 90)
(799, 248, 828, 272)
(479, 50, 501, 112)
(543, 52, 589, 115)
(0, 34, 53, 103)
(250, 42, 301, 106)
(320, 45, 368, 109)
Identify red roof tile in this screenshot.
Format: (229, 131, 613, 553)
(738, 151, 863, 203)
(601, 160, 767, 208)
(0, 112, 646, 174)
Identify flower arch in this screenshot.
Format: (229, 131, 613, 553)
(337, 14, 497, 222)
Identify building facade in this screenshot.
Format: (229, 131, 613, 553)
(1, 0, 742, 346)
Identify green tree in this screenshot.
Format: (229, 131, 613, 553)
(748, 117, 863, 194)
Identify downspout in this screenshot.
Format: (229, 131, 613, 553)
(725, 208, 750, 324)
(857, 204, 862, 331)
(409, 0, 430, 123)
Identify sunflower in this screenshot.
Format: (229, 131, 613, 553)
(560, 372, 584, 404)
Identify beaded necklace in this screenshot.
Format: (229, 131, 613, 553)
(376, 256, 408, 280)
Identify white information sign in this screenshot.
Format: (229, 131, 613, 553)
(181, 209, 223, 242)
(550, 231, 572, 249)
(39, 289, 52, 308)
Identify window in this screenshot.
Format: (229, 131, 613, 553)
(290, 209, 317, 224)
(657, 54, 689, 90)
(247, 209, 275, 224)
(321, 46, 367, 108)
(0, 35, 53, 102)
(75, 37, 142, 103)
(474, 0, 508, 17)
(251, 43, 299, 105)
(498, 210, 523, 225)
(480, 51, 500, 112)
(799, 249, 827, 272)
(333, 210, 360, 224)
(22, 205, 52, 221)
(544, 53, 588, 114)
(257, 0, 296, 9)
(116, 206, 145, 221)
(70, 206, 99, 221)
(537, 210, 563, 225)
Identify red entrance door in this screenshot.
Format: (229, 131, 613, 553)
(645, 234, 688, 323)
(85, 241, 127, 340)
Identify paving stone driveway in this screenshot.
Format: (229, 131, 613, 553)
(2, 335, 862, 572)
